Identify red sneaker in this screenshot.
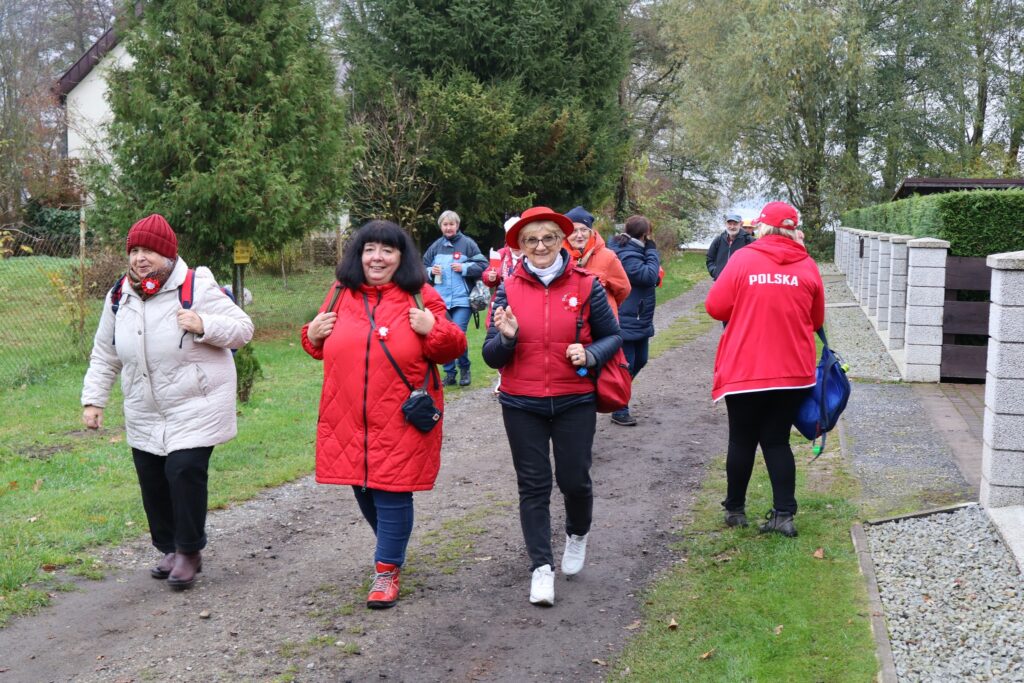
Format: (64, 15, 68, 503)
(366, 562, 401, 609)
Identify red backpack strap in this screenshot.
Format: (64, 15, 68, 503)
(178, 269, 196, 310)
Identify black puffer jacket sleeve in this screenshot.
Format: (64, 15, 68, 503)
(583, 277, 623, 366)
(482, 282, 515, 369)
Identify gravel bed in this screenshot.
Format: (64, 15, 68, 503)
(865, 505, 1024, 682)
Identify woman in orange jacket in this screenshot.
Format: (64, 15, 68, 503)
(563, 206, 631, 316)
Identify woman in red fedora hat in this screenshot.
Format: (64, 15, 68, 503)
(704, 201, 825, 538)
(483, 206, 623, 606)
(81, 214, 254, 589)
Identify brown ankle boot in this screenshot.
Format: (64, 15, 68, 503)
(167, 551, 202, 589)
(150, 552, 176, 579)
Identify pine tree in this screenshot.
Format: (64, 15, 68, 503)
(340, 0, 630, 240)
(89, 0, 349, 260)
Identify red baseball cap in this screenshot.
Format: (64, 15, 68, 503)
(505, 206, 573, 249)
(755, 201, 799, 229)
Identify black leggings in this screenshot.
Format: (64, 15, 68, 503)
(722, 389, 807, 515)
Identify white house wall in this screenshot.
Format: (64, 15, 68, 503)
(65, 43, 132, 164)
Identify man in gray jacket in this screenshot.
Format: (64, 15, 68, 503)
(706, 213, 754, 280)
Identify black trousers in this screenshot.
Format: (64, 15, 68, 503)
(722, 389, 807, 515)
(132, 447, 213, 554)
(502, 402, 595, 571)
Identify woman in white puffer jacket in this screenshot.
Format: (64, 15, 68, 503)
(81, 214, 253, 589)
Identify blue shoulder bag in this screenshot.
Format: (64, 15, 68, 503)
(793, 328, 851, 458)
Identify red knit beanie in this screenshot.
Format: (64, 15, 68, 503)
(126, 214, 178, 259)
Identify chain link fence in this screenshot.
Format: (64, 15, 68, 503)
(0, 225, 344, 388)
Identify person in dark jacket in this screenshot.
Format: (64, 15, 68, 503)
(608, 215, 660, 426)
(704, 202, 825, 538)
(422, 210, 487, 387)
(706, 213, 754, 280)
(483, 206, 622, 607)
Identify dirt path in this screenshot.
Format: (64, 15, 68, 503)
(0, 281, 725, 683)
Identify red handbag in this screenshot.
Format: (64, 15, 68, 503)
(575, 277, 632, 413)
(591, 348, 633, 413)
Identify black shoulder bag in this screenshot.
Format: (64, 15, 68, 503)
(362, 291, 442, 432)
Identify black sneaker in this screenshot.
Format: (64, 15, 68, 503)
(459, 368, 471, 386)
(442, 372, 457, 387)
(724, 510, 749, 528)
(759, 510, 797, 537)
(610, 411, 637, 426)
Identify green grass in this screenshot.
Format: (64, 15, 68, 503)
(0, 338, 322, 625)
(613, 443, 877, 681)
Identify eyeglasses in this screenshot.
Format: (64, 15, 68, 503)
(521, 234, 561, 249)
(571, 226, 591, 234)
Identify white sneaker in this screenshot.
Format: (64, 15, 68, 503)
(529, 564, 555, 606)
(561, 533, 588, 576)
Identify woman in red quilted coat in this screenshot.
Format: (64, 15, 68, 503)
(302, 220, 466, 609)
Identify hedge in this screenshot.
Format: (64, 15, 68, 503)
(840, 189, 1024, 257)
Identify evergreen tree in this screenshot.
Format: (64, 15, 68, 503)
(339, 0, 630, 240)
(88, 0, 349, 261)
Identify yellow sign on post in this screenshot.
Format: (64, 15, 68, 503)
(233, 240, 253, 265)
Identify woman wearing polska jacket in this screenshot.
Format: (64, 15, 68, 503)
(81, 214, 254, 590)
(302, 220, 466, 609)
(483, 206, 622, 607)
(704, 201, 825, 538)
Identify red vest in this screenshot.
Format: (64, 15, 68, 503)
(499, 266, 597, 397)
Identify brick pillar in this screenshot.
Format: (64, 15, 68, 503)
(903, 238, 949, 382)
(877, 235, 892, 332)
(834, 228, 844, 272)
(886, 236, 911, 350)
(981, 251, 1024, 507)
(859, 231, 874, 305)
(853, 229, 866, 296)
(868, 233, 881, 319)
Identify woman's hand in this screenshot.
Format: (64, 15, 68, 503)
(431, 265, 442, 277)
(492, 305, 518, 338)
(177, 309, 204, 335)
(487, 270, 498, 284)
(566, 343, 587, 368)
(451, 263, 463, 273)
(83, 405, 104, 430)
(409, 306, 435, 335)
(306, 311, 338, 347)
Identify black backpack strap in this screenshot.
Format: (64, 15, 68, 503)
(326, 281, 342, 312)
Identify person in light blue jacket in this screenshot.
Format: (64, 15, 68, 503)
(422, 210, 487, 386)
(608, 215, 661, 426)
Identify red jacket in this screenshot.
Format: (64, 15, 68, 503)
(301, 283, 466, 491)
(704, 235, 825, 402)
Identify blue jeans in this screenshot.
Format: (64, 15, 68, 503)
(621, 338, 650, 378)
(351, 487, 414, 566)
(443, 306, 472, 375)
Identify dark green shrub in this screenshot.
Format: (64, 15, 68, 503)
(234, 344, 263, 403)
(841, 190, 1024, 257)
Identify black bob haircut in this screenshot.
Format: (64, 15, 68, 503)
(336, 220, 427, 293)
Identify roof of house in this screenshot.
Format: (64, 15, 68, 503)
(892, 176, 1024, 201)
(54, 25, 119, 100)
